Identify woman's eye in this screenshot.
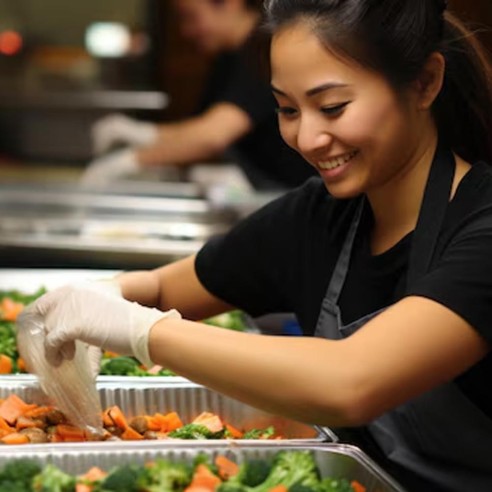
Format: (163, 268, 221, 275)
(275, 106, 298, 117)
(321, 101, 350, 116)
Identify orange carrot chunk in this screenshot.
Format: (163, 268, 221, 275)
(107, 405, 128, 430)
(1, 432, 30, 445)
(0, 394, 37, 424)
(185, 464, 222, 492)
(225, 423, 243, 439)
(192, 412, 224, 433)
(351, 481, 367, 492)
(215, 455, 240, 480)
(268, 486, 288, 492)
(0, 355, 13, 374)
(56, 424, 87, 441)
(121, 426, 144, 441)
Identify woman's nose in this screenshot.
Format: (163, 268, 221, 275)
(296, 116, 332, 155)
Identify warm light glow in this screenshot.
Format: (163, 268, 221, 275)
(85, 22, 131, 58)
(0, 31, 23, 56)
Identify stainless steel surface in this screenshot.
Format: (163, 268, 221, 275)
(0, 379, 331, 444)
(0, 187, 235, 268)
(0, 90, 169, 111)
(0, 443, 406, 491)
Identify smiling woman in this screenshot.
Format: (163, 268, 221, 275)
(18, 2, 492, 492)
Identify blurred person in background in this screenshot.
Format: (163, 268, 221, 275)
(82, 0, 316, 190)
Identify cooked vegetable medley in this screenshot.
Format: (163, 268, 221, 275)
(0, 393, 278, 444)
(0, 289, 252, 376)
(0, 451, 367, 491)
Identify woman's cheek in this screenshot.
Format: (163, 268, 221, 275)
(278, 120, 299, 151)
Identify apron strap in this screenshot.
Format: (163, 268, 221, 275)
(325, 198, 365, 304)
(406, 144, 455, 289)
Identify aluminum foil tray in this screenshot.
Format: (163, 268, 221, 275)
(0, 378, 337, 444)
(0, 443, 406, 491)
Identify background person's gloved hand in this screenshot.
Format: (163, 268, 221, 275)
(24, 284, 181, 370)
(80, 148, 140, 186)
(92, 113, 159, 155)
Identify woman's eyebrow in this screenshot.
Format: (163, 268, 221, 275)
(271, 82, 350, 97)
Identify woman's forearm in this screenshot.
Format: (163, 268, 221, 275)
(116, 270, 161, 307)
(148, 317, 362, 427)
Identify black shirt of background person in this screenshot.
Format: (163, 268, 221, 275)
(197, 32, 317, 190)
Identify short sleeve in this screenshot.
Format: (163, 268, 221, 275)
(408, 207, 492, 344)
(195, 178, 327, 317)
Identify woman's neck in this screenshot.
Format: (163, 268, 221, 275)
(367, 134, 439, 255)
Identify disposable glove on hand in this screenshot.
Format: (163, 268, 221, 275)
(26, 284, 181, 369)
(92, 113, 159, 155)
(81, 148, 140, 186)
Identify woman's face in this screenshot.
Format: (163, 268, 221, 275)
(271, 22, 426, 198)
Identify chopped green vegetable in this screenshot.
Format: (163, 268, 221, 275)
(203, 310, 251, 332)
(31, 464, 75, 492)
(168, 423, 225, 439)
(0, 452, 364, 492)
(241, 426, 275, 440)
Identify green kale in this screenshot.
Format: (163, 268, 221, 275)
(31, 464, 75, 492)
(168, 424, 225, 440)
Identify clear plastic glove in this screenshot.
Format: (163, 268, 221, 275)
(92, 113, 159, 155)
(23, 284, 181, 370)
(80, 148, 140, 186)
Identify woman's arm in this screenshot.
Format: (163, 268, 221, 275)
(147, 295, 489, 427)
(117, 255, 234, 320)
(136, 103, 252, 167)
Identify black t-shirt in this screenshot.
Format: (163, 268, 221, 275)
(195, 162, 492, 417)
(198, 36, 316, 190)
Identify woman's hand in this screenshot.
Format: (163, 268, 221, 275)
(23, 283, 181, 369)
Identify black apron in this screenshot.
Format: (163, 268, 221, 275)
(314, 145, 492, 492)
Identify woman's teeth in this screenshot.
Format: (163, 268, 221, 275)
(318, 150, 358, 170)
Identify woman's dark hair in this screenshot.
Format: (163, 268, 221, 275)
(264, 0, 492, 164)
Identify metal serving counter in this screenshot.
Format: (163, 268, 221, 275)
(0, 182, 236, 269)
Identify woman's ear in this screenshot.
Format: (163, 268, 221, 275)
(414, 52, 446, 110)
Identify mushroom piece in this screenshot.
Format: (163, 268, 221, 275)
(19, 427, 48, 443)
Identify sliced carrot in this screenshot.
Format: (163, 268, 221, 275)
(75, 485, 93, 492)
(215, 455, 239, 480)
(192, 412, 224, 433)
(351, 481, 367, 492)
(56, 424, 87, 441)
(16, 357, 26, 372)
(79, 467, 107, 482)
(0, 416, 14, 432)
(0, 298, 24, 322)
(16, 416, 43, 430)
(225, 423, 243, 439)
(1, 432, 30, 444)
(107, 406, 128, 430)
(185, 464, 222, 492)
(23, 405, 55, 419)
(0, 394, 37, 424)
(268, 486, 288, 492)
(0, 355, 13, 374)
(121, 426, 144, 441)
(157, 411, 184, 432)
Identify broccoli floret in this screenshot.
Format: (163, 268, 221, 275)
(168, 423, 225, 440)
(318, 478, 355, 492)
(203, 311, 248, 331)
(217, 459, 272, 492)
(241, 426, 275, 440)
(0, 480, 31, 492)
(32, 464, 75, 492)
(139, 458, 191, 491)
(0, 458, 41, 486)
(252, 451, 319, 492)
(99, 356, 140, 376)
(99, 464, 147, 491)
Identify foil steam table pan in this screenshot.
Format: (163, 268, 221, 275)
(0, 378, 338, 445)
(0, 443, 407, 491)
